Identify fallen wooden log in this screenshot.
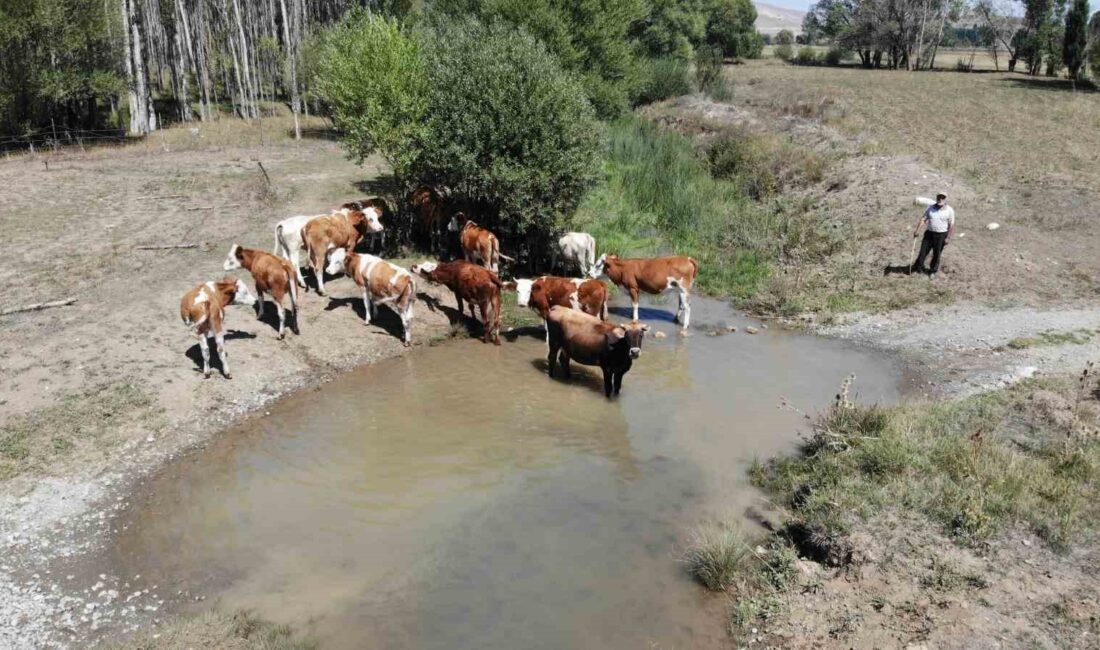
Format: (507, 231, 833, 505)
(0, 297, 77, 317)
(136, 243, 199, 250)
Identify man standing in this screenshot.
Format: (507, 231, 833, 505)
(912, 193, 955, 276)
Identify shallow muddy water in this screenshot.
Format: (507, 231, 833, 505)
(107, 297, 904, 649)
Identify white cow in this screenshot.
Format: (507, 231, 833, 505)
(554, 232, 596, 276)
(273, 207, 383, 289)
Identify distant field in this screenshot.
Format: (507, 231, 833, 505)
(727, 58, 1100, 191)
(760, 46, 1006, 71)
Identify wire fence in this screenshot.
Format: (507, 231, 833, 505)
(0, 127, 131, 155)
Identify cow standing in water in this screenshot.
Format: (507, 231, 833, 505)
(507, 276, 608, 321)
(591, 254, 698, 330)
(545, 306, 648, 398)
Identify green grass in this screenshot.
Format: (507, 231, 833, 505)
(1006, 328, 1095, 350)
(571, 117, 828, 299)
(754, 377, 1100, 551)
(0, 382, 158, 482)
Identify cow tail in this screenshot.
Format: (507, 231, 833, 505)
(287, 264, 298, 310)
(274, 224, 284, 255)
(586, 237, 596, 272)
(689, 257, 699, 284)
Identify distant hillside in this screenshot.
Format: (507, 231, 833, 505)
(754, 2, 805, 35)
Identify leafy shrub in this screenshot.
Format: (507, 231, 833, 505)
(794, 46, 818, 65)
(775, 43, 794, 60)
(775, 28, 794, 46)
(706, 129, 828, 200)
(413, 19, 602, 238)
(694, 45, 723, 90)
(683, 524, 750, 591)
(315, 11, 428, 176)
(633, 0, 709, 60)
(823, 46, 847, 66)
(706, 0, 764, 59)
(635, 57, 692, 104)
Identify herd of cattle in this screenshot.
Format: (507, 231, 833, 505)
(179, 189, 699, 397)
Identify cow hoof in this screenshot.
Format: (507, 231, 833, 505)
(277, 333, 286, 340)
(403, 341, 411, 348)
(224, 372, 232, 379)
(203, 372, 211, 379)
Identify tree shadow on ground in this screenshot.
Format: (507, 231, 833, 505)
(999, 77, 1098, 93)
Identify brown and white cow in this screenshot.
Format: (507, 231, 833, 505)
(341, 197, 390, 252)
(179, 277, 257, 379)
(408, 185, 449, 253)
(545, 305, 649, 398)
(273, 208, 383, 290)
(302, 208, 383, 296)
(223, 244, 299, 339)
(591, 254, 698, 329)
(325, 248, 417, 346)
(447, 213, 513, 273)
(411, 260, 502, 345)
(506, 276, 608, 320)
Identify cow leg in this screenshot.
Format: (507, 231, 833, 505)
(313, 249, 327, 296)
(198, 334, 211, 378)
(630, 287, 640, 322)
(613, 371, 624, 396)
(215, 332, 231, 379)
(275, 299, 286, 340)
(559, 350, 572, 378)
(290, 249, 306, 289)
(478, 300, 490, 343)
(602, 368, 613, 398)
(362, 288, 372, 325)
(547, 340, 558, 378)
(255, 286, 265, 319)
(401, 305, 412, 347)
(680, 290, 691, 329)
(454, 294, 464, 320)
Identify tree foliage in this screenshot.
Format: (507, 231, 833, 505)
(413, 20, 602, 235)
(706, 0, 764, 58)
(1089, 11, 1100, 78)
(1062, 0, 1089, 79)
(315, 11, 427, 175)
(775, 28, 795, 45)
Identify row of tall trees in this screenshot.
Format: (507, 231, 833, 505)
(0, 0, 361, 140)
(801, 0, 1099, 78)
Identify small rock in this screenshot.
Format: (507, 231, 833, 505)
(727, 325, 737, 332)
(986, 222, 1000, 230)
(653, 331, 667, 339)
(745, 327, 759, 335)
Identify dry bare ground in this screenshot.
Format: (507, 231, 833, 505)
(0, 116, 461, 647)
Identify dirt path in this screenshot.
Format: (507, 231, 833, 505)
(0, 128, 463, 647)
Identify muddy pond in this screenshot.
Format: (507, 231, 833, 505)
(105, 297, 905, 649)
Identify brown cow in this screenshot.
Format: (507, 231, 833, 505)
(505, 276, 608, 320)
(179, 277, 257, 379)
(591, 254, 698, 329)
(325, 248, 417, 346)
(408, 185, 449, 253)
(341, 197, 390, 252)
(223, 244, 299, 339)
(545, 306, 649, 398)
(411, 260, 502, 345)
(301, 208, 382, 296)
(447, 213, 513, 273)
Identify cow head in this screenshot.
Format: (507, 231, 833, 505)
(590, 253, 613, 279)
(410, 261, 438, 279)
(509, 279, 534, 307)
(606, 320, 648, 359)
(447, 212, 470, 233)
(326, 248, 349, 277)
(223, 244, 243, 271)
(362, 207, 385, 233)
(228, 277, 257, 306)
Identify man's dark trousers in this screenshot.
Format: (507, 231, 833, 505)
(914, 230, 947, 274)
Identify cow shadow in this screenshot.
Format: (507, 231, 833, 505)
(419, 292, 493, 340)
(324, 296, 406, 342)
(184, 330, 257, 375)
(883, 263, 914, 276)
(528, 358, 607, 395)
(254, 300, 300, 335)
(503, 324, 545, 342)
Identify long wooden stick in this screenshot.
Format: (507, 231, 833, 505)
(136, 243, 199, 250)
(0, 297, 76, 316)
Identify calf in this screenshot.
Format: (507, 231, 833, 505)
(223, 244, 299, 339)
(302, 208, 383, 296)
(554, 232, 596, 276)
(411, 260, 502, 345)
(591, 254, 698, 329)
(272, 213, 318, 288)
(508, 276, 608, 320)
(179, 277, 257, 379)
(341, 197, 390, 252)
(408, 185, 448, 253)
(447, 213, 513, 273)
(325, 248, 417, 346)
(545, 305, 648, 398)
